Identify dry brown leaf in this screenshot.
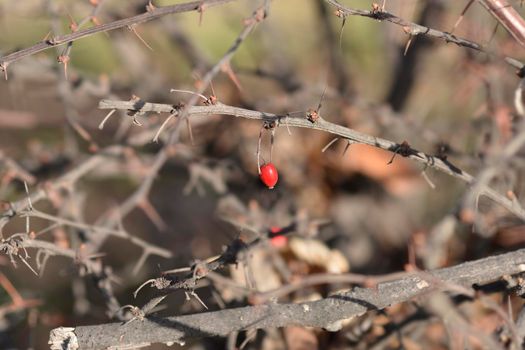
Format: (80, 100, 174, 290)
(339, 143, 414, 180)
(230, 246, 282, 292)
(289, 237, 350, 273)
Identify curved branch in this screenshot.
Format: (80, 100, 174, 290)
(98, 99, 525, 221)
(478, 0, 525, 49)
(0, 146, 124, 236)
(49, 248, 525, 349)
(0, 0, 236, 73)
(324, 0, 524, 71)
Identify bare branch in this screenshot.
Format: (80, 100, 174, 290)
(155, 4, 267, 141)
(98, 99, 525, 220)
(324, 0, 524, 71)
(478, 0, 525, 48)
(0, 146, 124, 236)
(50, 248, 525, 349)
(0, 0, 236, 72)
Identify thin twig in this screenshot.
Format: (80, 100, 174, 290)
(478, 0, 525, 48)
(324, 0, 524, 71)
(0, 0, 236, 75)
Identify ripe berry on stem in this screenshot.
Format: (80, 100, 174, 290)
(259, 163, 278, 189)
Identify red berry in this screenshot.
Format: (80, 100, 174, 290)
(269, 227, 287, 248)
(270, 235, 288, 248)
(259, 163, 278, 189)
(269, 226, 282, 236)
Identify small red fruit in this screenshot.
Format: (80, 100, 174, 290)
(270, 235, 288, 248)
(269, 226, 282, 236)
(259, 163, 278, 189)
(269, 226, 288, 248)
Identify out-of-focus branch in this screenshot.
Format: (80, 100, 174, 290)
(324, 0, 524, 71)
(164, 20, 211, 74)
(0, 151, 36, 185)
(463, 127, 525, 219)
(0, 0, 236, 75)
(161, 3, 268, 142)
(98, 99, 525, 221)
(0, 146, 124, 235)
(92, 3, 267, 266)
(315, 0, 353, 96)
(49, 248, 525, 349)
(22, 209, 172, 261)
(0, 234, 122, 317)
(478, 0, 525, 49)
(386, 0, 444, 111)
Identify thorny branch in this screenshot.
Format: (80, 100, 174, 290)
(98, 98, 525, 221)
(22, 209, 172, 261)
(0, 146, 124, 235)
(0, 151, 36, 185)
(2, 0, 525, 348)
(0, 145, 172, 269)
(96, 0, 266, 231)
(2, 2, 267, 326)
(153, 2, 268, 142)
(49, 248, 525, 349)
(0, 0, 236, 76)
(478, 0, 525, 49)
(0, 233, 122, 317)
(1, 0, 524, 78)
(463, 127, 525, 221)
(325, 0, 524, 71)
(137, 222, 298, 297)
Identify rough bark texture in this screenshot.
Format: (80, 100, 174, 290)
(50, 249, 525, 349)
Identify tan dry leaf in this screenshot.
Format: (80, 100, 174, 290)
(326, 250, 350, 274)
(229, 246, 282, 292)
(289, 237, 350, 273)
(292, 292, 323, 304)
(339, 143, 413, 180)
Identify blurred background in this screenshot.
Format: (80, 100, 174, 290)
(1, 0, 525, 348)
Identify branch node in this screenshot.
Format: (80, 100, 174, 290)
(306, 109, 320, 123)
(0, 62, 8, 80)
